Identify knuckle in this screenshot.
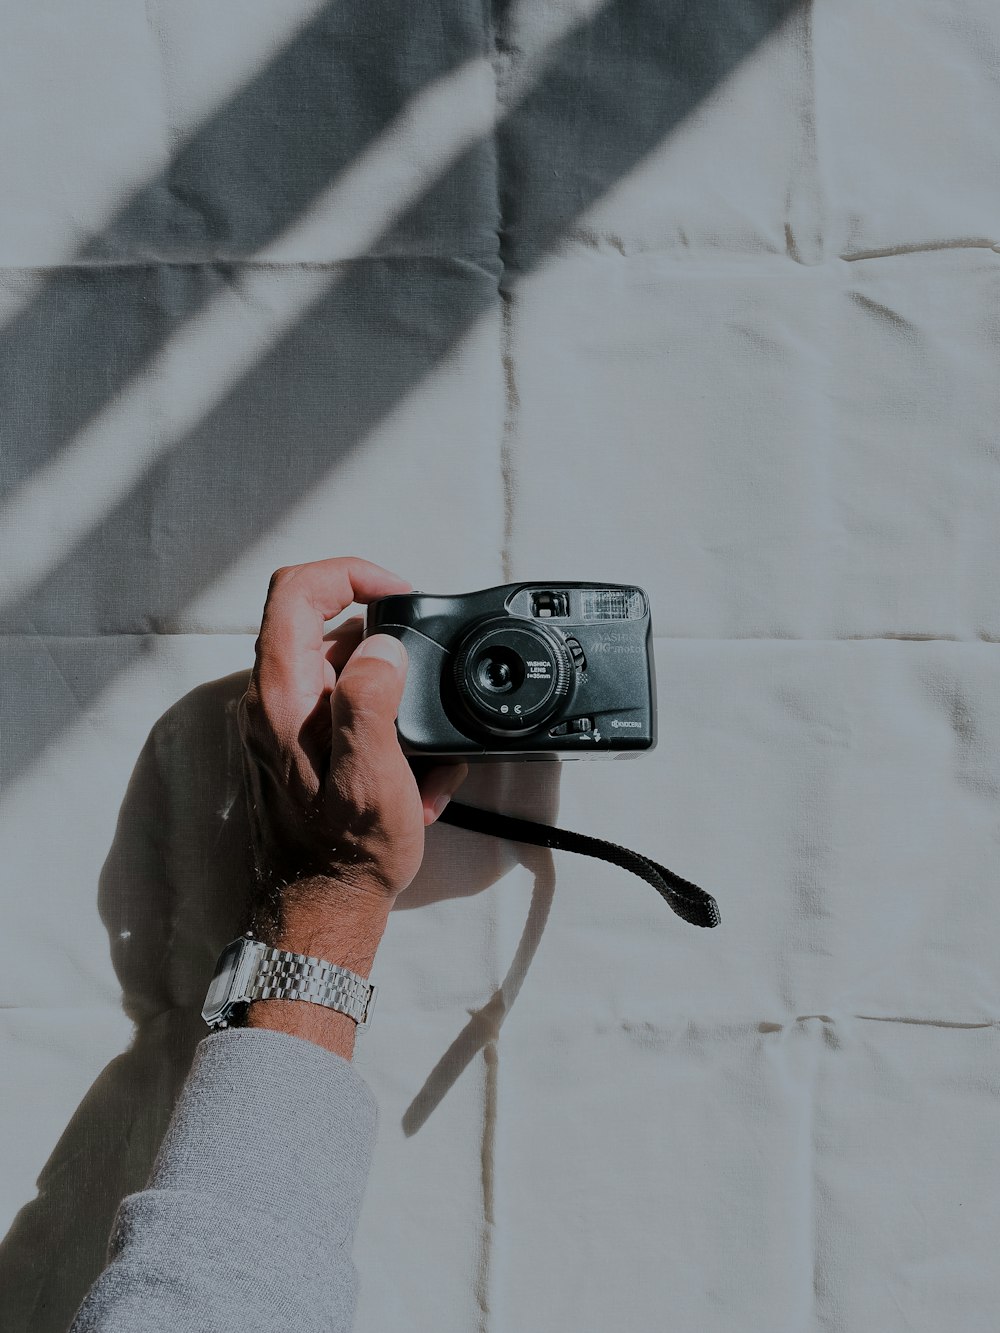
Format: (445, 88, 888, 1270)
(266, 565, 299, 598)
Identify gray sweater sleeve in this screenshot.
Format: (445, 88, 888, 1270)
(70, 1026, 378, 1333)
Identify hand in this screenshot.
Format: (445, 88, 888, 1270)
(238, 556, 468, 956)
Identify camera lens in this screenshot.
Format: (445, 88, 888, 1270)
(484, 661, 509, 689)
(475, 648, 524, 695)
(452, 618, 573, 735)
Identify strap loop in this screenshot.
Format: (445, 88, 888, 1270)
(438, 801, 721, 928)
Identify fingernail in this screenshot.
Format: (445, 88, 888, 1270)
(356, 633, 406, 667)
(431, 793, 451, 820)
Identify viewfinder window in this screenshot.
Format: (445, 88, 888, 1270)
(531, 590, 570, 618)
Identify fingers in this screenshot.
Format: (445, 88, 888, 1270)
(322, 613, 365, 645)
(323, 615, 365, 679)
(269, 556, 410, 625)
(417, 762, 469, 826)
(251, 557, 410, 758)
(258, 557, 409, 678)
(327, 634, 410, 791)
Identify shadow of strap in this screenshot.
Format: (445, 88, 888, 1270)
(438, 800, 722, 928)
(401, 857, 554, 1138)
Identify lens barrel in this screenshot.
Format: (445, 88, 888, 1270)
(452, 617, 572, 734)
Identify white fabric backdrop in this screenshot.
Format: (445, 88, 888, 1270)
(1, 2, 998, 1330)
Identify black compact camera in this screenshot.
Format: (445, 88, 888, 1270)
(364, 581, 656, 761)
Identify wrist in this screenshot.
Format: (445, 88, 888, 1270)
(251, 875, 391, 974)
(245, 997, 363, 1061)
(244, 877, 390, 1060)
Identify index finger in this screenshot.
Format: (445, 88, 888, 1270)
(255, 555, 411, 710)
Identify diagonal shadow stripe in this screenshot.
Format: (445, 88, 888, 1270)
(0, 0, 494, 496)
(1, 0, 801, 802)
(497, 0, 801, 273)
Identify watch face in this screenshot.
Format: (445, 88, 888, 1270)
(201, 939, 246, 1025)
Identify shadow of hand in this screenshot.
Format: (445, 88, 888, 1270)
(0, 669, 561, 1332)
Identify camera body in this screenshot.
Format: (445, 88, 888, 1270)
(365, 581, 657, 761)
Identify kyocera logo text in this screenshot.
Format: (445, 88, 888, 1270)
(611, 719, 641, 728)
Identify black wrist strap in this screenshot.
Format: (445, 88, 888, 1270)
(438, 800, 721, 928)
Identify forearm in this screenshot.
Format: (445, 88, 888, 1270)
(70, 1026, 378, 1333)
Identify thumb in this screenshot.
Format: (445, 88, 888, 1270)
(328, 633, 409, 768)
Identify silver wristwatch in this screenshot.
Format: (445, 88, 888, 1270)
(201, 935, 377, 1032)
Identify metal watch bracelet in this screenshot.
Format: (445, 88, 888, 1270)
(249, 943, 377, 1027)
(202, 934, 378, 1032)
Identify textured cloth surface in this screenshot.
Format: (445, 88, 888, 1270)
(2, 2, 999, 1331)
(70, 1027, 377, 1332)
